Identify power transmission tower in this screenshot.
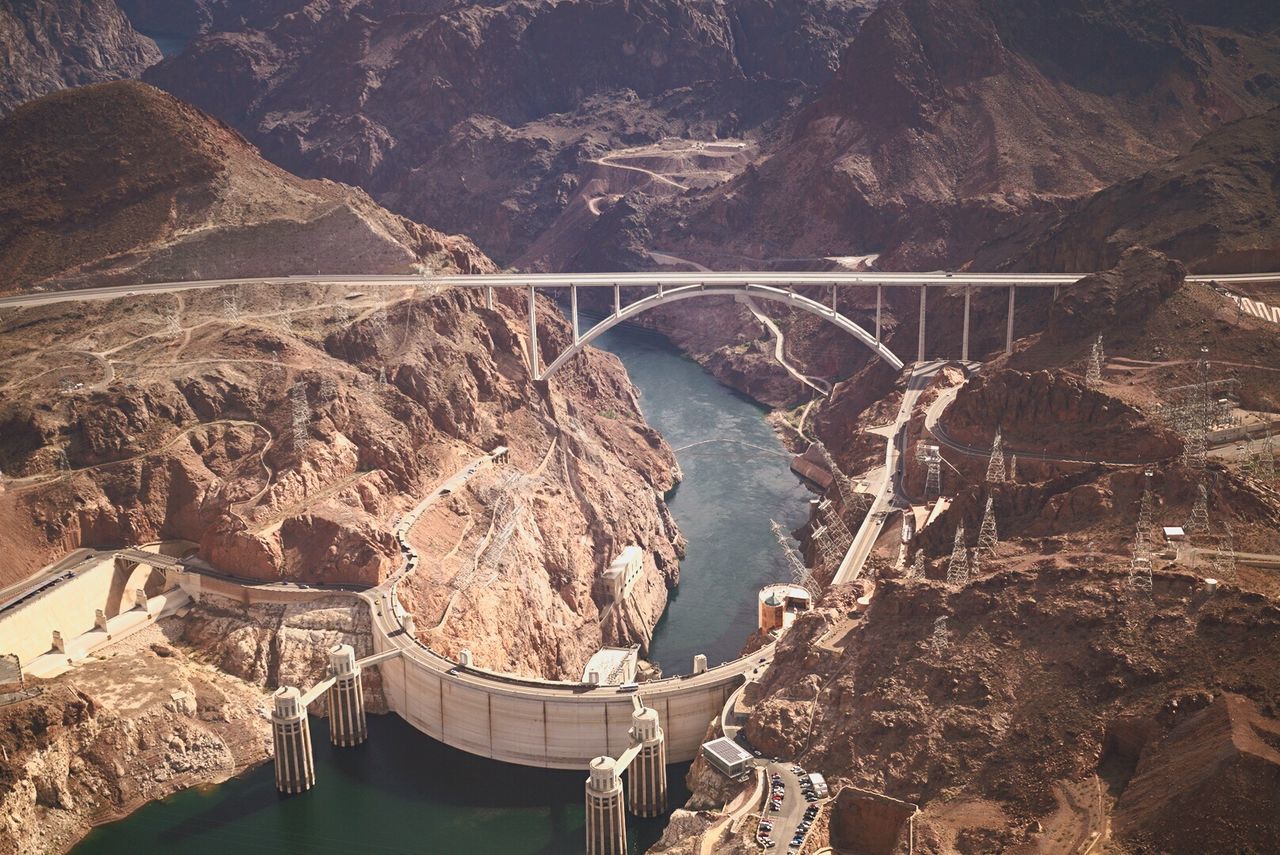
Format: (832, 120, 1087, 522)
(1085, 334, 1104, 387)
(986, 429, 1006, 483)
(908, 550, 925, 580)
(1185, 481, 1210, 537)
(771, 519, 815, 593)
(917, 443, 942, 502)
(1248, 430, 1277, 485)
(280, 313, 293, 336)
(221, 292, 239, 322)
(812, 501, 853, 574)
(1211, 522, 1236, 582)
(946, 524, 969, 587)
(976, 496, 999, 557)
(815, 442, 869, 513)
(1129, 471, 1155, 592)
(290, 384, 309, 451)
(334, 301, 351, 325)
(1008, 454, 1018, 483)
(930, 616, 949, 655)
(377, 366, 388, 385)
(165, 306, 182, 337)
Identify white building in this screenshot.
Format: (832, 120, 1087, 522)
(702, 737, 753, 778)
(603, 546, 645, 603)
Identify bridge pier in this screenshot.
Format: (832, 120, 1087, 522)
(875, 285, 882, 343)
(917, 285, 927, 362)
(271, 686, 316, 794)
(627, 706, 668, 817)
(585, 757, 627, 855)
(326, 644, 368, 747)
(527, 284, 540, 380)
(1005, 285, 1016, 354)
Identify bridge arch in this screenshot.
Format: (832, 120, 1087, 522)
(540, 283, 904, 379)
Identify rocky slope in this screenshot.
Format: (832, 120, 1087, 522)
(984, 106, 1280, 274)
(0, 80, 491, 292)
(0, 625, 270, 855)
(0, 0, 160, 114)
(140, 0, 878, 264)
(641, 0, 1280, 271)
(729, 571, 1280, 854)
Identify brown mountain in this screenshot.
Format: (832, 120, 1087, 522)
(140, 0, 877, 263)
(651, 0, 1280, 271)
(0, 80, 491, 292)
(0, 0, 160, 114)
(983, 106, 1280, 273)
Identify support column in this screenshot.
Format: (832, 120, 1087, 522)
(627, 706, 668, 817)
(272, 686, 315, 794)
(831, 283, 837, 313)
(484, 286, 493, 310)
(1005, 285, 1016, 355)
(51, 631, 65, 654)
(962, 287, 972, 362)
(613, 283, 620, 317)
(527, 285, 540, 380)
(326, 644, 367, 747)
(875, 285, 883, 343)
(917, 285, 927, 363)
(585, 757, 627, 855)
(571, 284, 580, 344)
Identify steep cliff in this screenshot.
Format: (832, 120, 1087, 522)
(0, 81, 491, 292)
(651, 0, 1280, 270)
(0, 0, 160, 114)
(141, 0, 878, 263)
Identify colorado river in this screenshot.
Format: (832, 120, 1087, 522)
(72, 317, 810, 854)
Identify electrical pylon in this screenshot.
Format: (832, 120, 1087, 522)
(290, 383, 308, 451)
(1008, 454, 1018, 483)
(986, 430, 1006, 483)
(1085, 334, 1104, 387)
(946, 524, 969, 587)
(976, 496, 999, 557)
(917, 443, 942, 502)
(1129, 470, 1155, 592)
(1185, 481, 1210, 537)
(815, 442, 870, 513)
(930, 616, 949, 655)
(771, 519, 815, 593)
(1211, 522, 1236, 582)
(909, 550, 925, 580)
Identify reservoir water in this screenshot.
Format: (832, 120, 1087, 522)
(72, 318, 810, 854)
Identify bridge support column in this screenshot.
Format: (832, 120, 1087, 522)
(875, 285, 882, 343)
(484, 286, 493, 310)
(585, 757, 627, 855)
(1005, 285, 1016, 355)
(271, 686, 315, 794)
(627, 706, 668, 817)
(571, 284, 580, 343)
(962, 287, 971, 362)
(527, 285, 540, 380)
(326, 644, 367, 747)
(917, 285, 927, 363)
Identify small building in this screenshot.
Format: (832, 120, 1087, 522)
(701, 737, 753, 778)
(808, 772, 829, 798)
(603, 546, 645, 603)
(758, 583, 812, 634)
(582, 645, 639, 686)
(1163, 526, 1185, 543)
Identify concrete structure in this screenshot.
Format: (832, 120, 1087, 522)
(326, 644, 368, 747)
(829, 787, 919, 855)
(626, 705, 668, 817)
(582, 645, 639, 686)
(585, 756, 627, 855)
(602, 546, 644, 603)
(758, 583, 812, 633)
(702, 736, 753, 778)
(271, 686, 316, 794)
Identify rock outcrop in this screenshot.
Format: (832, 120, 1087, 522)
(0, 0, 160, 114)
(0, 81, 492, 292)
(649, 0, 1280, 270)
(141, 0, 878, 263)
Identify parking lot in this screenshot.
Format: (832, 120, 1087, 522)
(754, 761, 825, 851)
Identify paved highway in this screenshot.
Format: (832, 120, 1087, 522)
(5, 270, 1280, 310)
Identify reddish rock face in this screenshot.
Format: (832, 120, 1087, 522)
(0, 80, 493, 292)
(0, 0, 161, 114)
(653, 0, 1280, 270)
(139, 0, 878, 263)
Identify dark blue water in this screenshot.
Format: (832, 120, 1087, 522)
(71, 318, 808, 853)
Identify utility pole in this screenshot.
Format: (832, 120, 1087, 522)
(815, 442, 870, 513)
(1085, 334, 1104, 387)
(771, 519, 815, 593)
(1185, 481, 1210, 537)
(930, 616, 949, 655)
(917, 443, 942, 502)
(1129, 470, 1155, 592)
